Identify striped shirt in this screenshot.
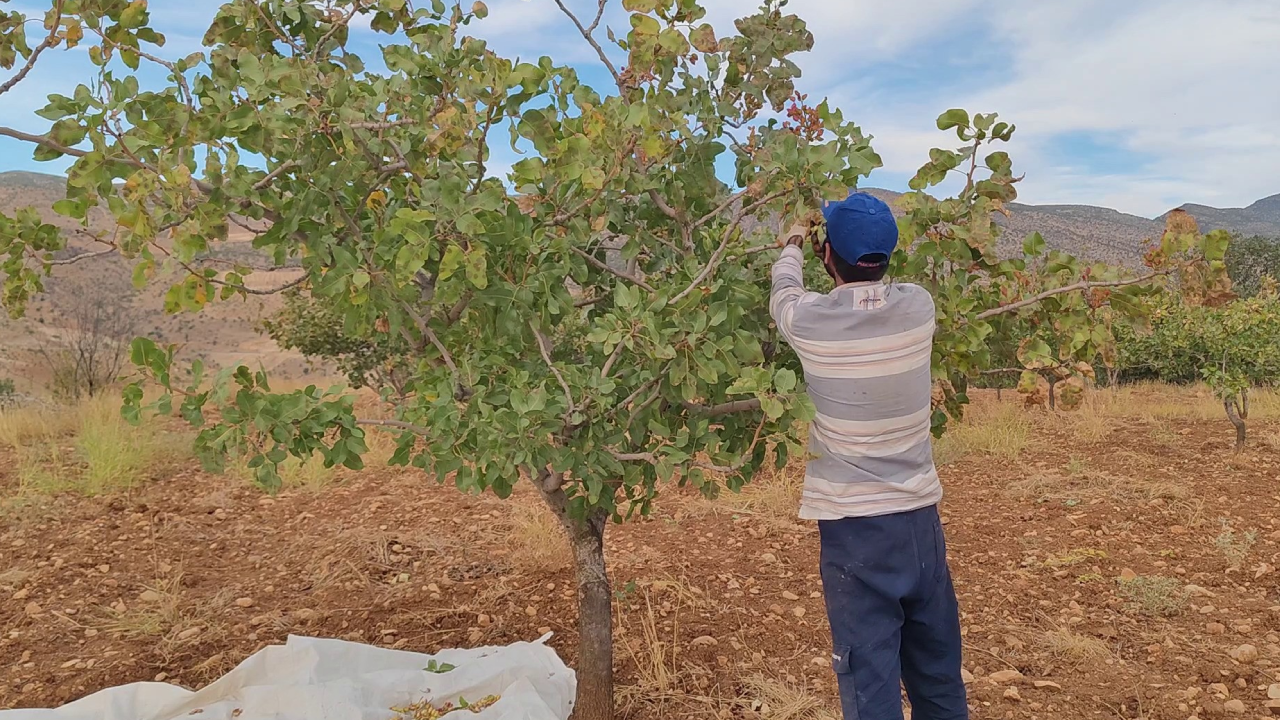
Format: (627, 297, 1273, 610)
(769, 245, 942, 520)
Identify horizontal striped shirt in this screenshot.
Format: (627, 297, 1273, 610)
(769, 245, 942, 520)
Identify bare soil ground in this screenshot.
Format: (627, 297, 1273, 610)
(2, 387, 1280, 719)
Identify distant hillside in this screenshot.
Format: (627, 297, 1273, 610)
(861, 189, 1280, 266)
(0, 171, 312, 393)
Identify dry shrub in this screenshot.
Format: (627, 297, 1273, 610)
(1116, 575, 1187, 617)
(735, 675, 840, 720)
(90, 570, 227, 649)
(505, 500, 571, 573)
(616, 582, 719, 717)
(1034, 615, 1112, 664)
(1008, 471, 1187, 504)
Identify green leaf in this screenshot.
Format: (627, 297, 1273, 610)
(936, 109, 970, 132)
(630, 13, 660, 37)
(465, 247, 488, 289)
(438, 245, 465, 281)
(773, 368, 797, 393)
(1022, 232, 1046, 257)
(760, 396, 785, 420)
(622, 0, 659, 11)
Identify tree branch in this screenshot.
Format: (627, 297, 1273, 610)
(600, 340, 625, 379)
(570, 245, 655, 293)
(682, 398, 762, 417)
(357, 418, 430, 435)
(671, 190, 786, 305)
(532, 322, 577, 421)
(552, 0, 622, 89)
(253, 161, 299, 191)
(45, 247, 118, 266)
(973, 270, 1172, 322)
(0, 1, 63, 97)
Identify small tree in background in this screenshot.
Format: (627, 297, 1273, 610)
(38, 278, 139, 399)
(0, 1, 1230, 716)
(1225, 233, 1280, 299)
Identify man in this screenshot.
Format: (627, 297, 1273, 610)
(770, 191, 968, 720)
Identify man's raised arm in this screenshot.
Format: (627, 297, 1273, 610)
(769, 223, 810, 342)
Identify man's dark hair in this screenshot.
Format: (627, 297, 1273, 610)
(827, 240, 889, 284)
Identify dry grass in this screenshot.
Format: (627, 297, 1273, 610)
(1037, 625, 1112, 663)
(6, 395, 190, 497)
(505, 500, 571, 573)
(1094, 383, 1280, 421)
(90, 570, 226, 647)
(1116, 575, 1188, 617)
(735, 675, 840, 720)
(1214, 520, 1258, 568)
(1064, 396, 1115, 443)
(1008, 470, 1188, 504)
(705, 460, 805, 529)
(939, 401, 1033, 460)
(0, 403, 80, 448)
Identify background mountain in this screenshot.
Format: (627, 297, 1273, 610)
(861, 188, 1280, 267)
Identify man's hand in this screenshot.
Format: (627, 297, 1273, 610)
(778, 222, 809, 250)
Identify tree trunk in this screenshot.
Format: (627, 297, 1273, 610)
(1224, 397, 1246, 453)
(1240, 388, 1250, 420)
(1047, 377, 1057, 410)
(530, 469, 614, 720)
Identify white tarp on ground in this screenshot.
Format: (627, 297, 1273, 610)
(0, 634, 576, 720)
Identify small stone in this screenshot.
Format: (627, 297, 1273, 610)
(1200, 605, 1217, 615)
(792, 607, 806, 619)
(1265, 699, 1280, 716)
(427, 583, 441, 594)
(1268, 684, 1280, 700)
(961, 668, 975, 684)
(139, 590, 161, 603)
(258, 497, 274, 506)
(1234, 624, 1252, 634)
(761, 553, 777, 564)
(293, 608, 321, 623)
(234, 597, 254, 608)
(1003, 687, 1022, 701)
(213, 509, 227, 521)
(988, 669, 1025, 685)
(1230, 644, 1259, 664)
(12, 588, 29, 600)
(23, 602, 42, 616)
(176, 627, 202, 641)
(1185, 584, 1216, 598)
(1223, 698, 1245, 714)
(781, 591, 800, 601)
(1211, 682, 1231, 698)
(1119, 568, 1138, 582)
(249, 615, 270, 627)
(691, 635, 718, 647)
(84, 628, 98, 638)
(477, 614, 492, 628)
(97, 564, 110, 573)
(1033, 680, 1062, 690)
(769, 604, 784, 616)
(1208, 622, 1227, 634)
(155, 672, 168, 682)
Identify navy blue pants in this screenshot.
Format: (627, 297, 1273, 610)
(819, 504, 968, 720)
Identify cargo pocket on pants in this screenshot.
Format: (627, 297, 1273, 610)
(831, 645, 860, 720)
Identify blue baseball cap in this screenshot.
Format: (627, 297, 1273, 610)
(821, 191, 899, 265)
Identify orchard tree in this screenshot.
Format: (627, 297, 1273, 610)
(0, 1, 1230, 717)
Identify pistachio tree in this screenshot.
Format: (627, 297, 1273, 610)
(0, 1, 1230, 717)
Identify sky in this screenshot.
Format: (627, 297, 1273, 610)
(1, 0, 1277, 218)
